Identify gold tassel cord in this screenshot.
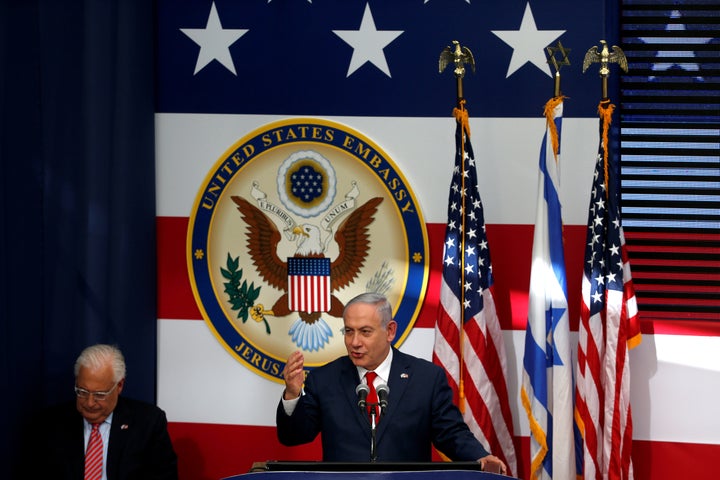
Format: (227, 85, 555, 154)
(543, 96, 565, 162)
(544, 96, 569, 245)
(453, 99, 471, 138)
(598, 99, 615, 196)
(452, 99, 469, 414)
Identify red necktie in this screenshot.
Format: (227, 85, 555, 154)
(84, 423, 103, 480)
(365, 371, 379, 423)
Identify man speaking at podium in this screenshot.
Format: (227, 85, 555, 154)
(277, 292, 507, 474)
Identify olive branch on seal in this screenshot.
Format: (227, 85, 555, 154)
(220, 253, 269, 334)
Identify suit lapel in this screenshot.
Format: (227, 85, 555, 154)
(339, 358, 371, 438)
(376, 349, 411, 439)
(73, 410, 87, 477)
(106, 398, 131, 480)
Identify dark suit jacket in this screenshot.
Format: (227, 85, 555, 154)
(276, 348, 490, 462)
(35, 396, 178, 480)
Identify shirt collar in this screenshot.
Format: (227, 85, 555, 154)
(83, 412, 113, 431)
(357, 348, 393, 384)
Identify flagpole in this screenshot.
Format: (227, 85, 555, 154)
(545, 41, 571, 164)
(436, 41, 518, 474)
(439, 40, 475, 108)
(579, 41, 637, 479)
(521, 41, 577, 480)
(583, 40, 627, 100)
(546, 41, 571, 100)
(439, 40, 475, 412)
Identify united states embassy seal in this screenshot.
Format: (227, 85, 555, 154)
(187, 118, 429, 382)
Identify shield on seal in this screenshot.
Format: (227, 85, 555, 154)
(287, 257, 331, 313)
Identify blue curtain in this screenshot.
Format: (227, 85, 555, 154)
(0, 0, 155, 474)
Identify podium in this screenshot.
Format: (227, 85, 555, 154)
(222, 462, 508, 479)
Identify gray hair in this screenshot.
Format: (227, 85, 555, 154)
(344, 292, 393, 328)
(74, 344, 126, 383)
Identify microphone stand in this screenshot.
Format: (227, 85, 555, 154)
(369, 403, 378, 462)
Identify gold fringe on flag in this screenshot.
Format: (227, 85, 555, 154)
(521, 388, 549, 480)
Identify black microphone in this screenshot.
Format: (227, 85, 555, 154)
(376, 383, 389, 409)
(355, 383, 369, 409)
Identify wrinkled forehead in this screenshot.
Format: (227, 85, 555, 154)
(76, 364, 116, 385)
(343, 303, 382, 327)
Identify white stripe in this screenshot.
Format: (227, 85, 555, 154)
(601, 288, 624, 470)
(310, 276, 317, 311)
(158, 319, 285, 426)
(158, 320, 720, 444)
(299, 276, 306, 310)
(155, 114, 598, 224)
(434, 281, 462, 381)
(322, 276, 330, 311)
(432, 320, 460, 381)
(288, 276, 295, 310)
(462, 325, 516, 468)
(475, 292, 517, 469)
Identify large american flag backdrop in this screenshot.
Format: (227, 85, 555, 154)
(155, 1, 720, 479)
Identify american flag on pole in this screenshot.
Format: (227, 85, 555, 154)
(433, 104, 517, 475)
(574, 100, 642, 479)
(287, 257, 331, 313)
(521, 97, 576, 480)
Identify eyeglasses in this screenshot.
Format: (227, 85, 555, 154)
(74, 382, 119, 401)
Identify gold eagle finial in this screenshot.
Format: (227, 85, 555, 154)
(583, 39, 628, 76)
(439, 40, 475, 78)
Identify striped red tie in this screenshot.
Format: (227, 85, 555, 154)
(365, 371, 379, 423)
(84, 423, 103, 480)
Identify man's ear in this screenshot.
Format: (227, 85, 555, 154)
(386, 320, 398, 341)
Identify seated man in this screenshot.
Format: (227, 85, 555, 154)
(36, 343, 178, 480)
(277, 292, 507, 474)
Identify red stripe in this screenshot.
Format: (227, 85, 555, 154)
(320, 276, 330, 311)
(631, 295, 720, 307)
(157, 217, 718, 336)
(168, 422, 321, 479)
(464, 317, 514, 441)
(157, 217, 202, 320)
(288, 275, 300, 310)
(631, 439, 720, 478)
(166, 422, 718, 480)
(632, 283, 719, 293)
(628, 258, 718, 268)
(84, 425, 103, 480)
(621, 407, 634, 480)
(627, 243, 719, 254)
(625, 231, 720, 243)
(433, 352, 461, 400)
(641, 314, 720, 327)
(632, 271, 718, 282)
(584, 308, 606, 419)
(608, 288, 632, 479)
(434, 307, 461, 404)
(576, 298, 603, 478)
(461, 318, 507, 466)
(435, 282, 517, 473)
